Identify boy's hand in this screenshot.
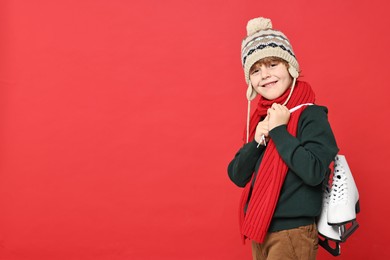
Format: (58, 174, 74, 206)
(268, 103, 290, 131)
(254, 116, 269, 145)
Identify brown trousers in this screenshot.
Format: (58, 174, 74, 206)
(251, 223, 318, 260)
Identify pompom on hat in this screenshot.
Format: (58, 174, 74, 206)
(241, 17, 300, 101)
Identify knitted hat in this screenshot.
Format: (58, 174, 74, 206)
(241, 17, 300, 101)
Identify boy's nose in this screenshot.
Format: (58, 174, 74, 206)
(261, 68, 270, 80)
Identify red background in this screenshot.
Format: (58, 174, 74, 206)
(1, 0, 389, 259)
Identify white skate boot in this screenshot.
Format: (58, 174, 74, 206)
(327, 155, 360, 241)
(317, 185, 342, 256)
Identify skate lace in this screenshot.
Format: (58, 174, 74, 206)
(331, 160, 348, 204)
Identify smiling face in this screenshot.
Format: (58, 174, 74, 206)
(249, 57, 293, 100)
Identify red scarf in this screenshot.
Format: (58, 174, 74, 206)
(239, 81, 316, 243)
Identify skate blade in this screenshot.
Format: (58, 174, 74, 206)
(340, 220, 359, 241)
(318, 236, 341, 256)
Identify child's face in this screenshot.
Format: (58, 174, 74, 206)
(249, 60, 293, 101)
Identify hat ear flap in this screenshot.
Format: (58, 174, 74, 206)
(288, 66, 299, 79)
(246, 82, 257, 101)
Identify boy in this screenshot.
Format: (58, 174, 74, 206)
(227, 17, 339, 259)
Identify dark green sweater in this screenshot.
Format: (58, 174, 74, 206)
(228, 105, 339, 232)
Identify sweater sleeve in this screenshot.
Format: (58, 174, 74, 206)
(269, 105, 339, 186)
(227, 140, 265, 187)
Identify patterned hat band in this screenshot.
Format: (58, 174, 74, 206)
(242, 42, 296, 67)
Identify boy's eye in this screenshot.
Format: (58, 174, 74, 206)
(270, 63, 279, 67)
(251, 69, 260, 75)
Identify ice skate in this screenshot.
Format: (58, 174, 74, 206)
(317, 185, 341, 256)
(327, 155, 360, 241)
